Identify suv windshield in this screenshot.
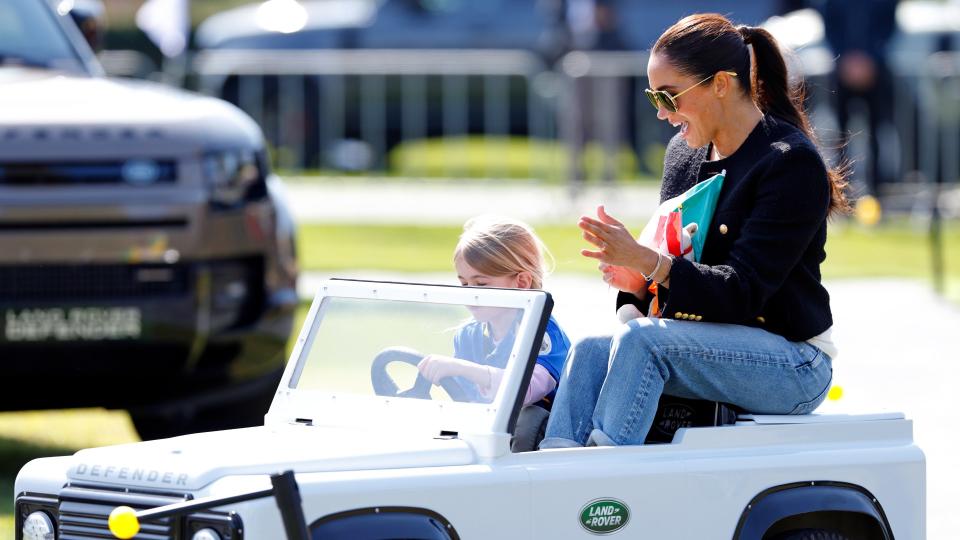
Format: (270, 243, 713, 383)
(0, 0, 87, 73)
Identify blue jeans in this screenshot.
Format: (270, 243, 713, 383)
(540, 318, 833, 448)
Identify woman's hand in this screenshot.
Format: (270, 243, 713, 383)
(579, 205, 658, 273)
(599, 262, 648, 297)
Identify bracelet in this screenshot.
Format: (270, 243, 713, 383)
(640, 251, 664, 282)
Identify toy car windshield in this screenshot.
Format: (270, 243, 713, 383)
(266, 279, 552, 437)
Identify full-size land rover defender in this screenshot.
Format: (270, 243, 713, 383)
(0, 0, 299, 439)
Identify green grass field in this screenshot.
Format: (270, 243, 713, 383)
(2, 217, 957, 537)
(297, 219, 960, 301)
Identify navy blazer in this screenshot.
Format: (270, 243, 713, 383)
(618, 115, 833, 342)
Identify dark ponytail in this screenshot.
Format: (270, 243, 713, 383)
(736, 26, 807, 136)
(654, 15, 851, 215)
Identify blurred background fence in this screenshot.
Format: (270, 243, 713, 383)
(183, 46, 958, 200)
(79, 2, 960, 204)
(191, 48, 560, 176)
(188, 48, 683, 182)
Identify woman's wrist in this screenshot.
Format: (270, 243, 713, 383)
(635, 251, 672, 287)
(639, 251, 664, 282)
(656, 255, 673, 287)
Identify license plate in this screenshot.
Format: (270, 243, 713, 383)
(4, 307, 142, 342)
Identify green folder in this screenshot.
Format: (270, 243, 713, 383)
(676, 170, 725, 261)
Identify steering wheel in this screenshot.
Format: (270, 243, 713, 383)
(370, 347, 470, 402)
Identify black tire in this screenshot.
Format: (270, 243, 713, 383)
(510, 405, 549, 453)
(131, 373, 279, 441)
(771, 529, 850, 540)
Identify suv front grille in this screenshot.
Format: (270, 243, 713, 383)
(0, 263, 189, 300)
(0, 160, 177, 185)
(58, 485, 184, 540)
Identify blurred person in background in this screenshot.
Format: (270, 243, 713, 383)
(563, 0, 630, 188)
(819, 0, 899, 209)
(67, 0, 106, 51)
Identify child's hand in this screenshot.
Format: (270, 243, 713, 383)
(418, 355, 478, 385)
(599, 262, 647, 297)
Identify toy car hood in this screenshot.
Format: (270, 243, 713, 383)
(63, 424, 474, 491)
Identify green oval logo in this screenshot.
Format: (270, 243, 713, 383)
(580, 498, 630, 534)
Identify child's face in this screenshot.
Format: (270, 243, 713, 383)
(455, 257, 527, 289)
(456, 257, 530, 324)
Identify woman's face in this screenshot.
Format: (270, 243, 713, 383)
(646, 52, 720, 149)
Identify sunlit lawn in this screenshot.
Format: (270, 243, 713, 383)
(1, 217, 957, 538)
(0, 410, 140, 536)
(297, 219, 960, 303)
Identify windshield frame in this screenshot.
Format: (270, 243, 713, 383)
(266, 279, 552, 438)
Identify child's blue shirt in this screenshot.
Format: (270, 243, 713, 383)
(452, 315, 570, 407)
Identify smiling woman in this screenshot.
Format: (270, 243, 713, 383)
(541, 12, 852, 450)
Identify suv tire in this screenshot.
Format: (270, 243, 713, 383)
(131, 372, 279, 440)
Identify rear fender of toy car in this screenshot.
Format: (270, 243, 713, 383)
(734, 482, 895, 539)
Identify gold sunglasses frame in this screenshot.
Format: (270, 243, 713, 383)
(644, 71, 738, 113)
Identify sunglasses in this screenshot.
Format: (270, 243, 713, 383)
(644, 71, 738, 113)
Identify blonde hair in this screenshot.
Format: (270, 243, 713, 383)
(454, 215, 553, 289)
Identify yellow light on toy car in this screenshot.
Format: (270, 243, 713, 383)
(108, 506, 140, 539)
(854, 195, 882, 226)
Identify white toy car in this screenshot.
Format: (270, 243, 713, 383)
(14, 280, 925, 539)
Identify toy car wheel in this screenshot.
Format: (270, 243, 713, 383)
(772, 529, 850, 540)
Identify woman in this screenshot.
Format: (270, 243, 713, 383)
(540, 13, 849, 448)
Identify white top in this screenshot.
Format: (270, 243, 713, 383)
(806, 325, 838, 360)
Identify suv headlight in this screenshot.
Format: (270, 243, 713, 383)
(203, 149, 268, 209)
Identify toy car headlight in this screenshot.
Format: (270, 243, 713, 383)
(203, 149, 267, 209)
(191, 527, 222, 540)
(22, 510, 56, 540)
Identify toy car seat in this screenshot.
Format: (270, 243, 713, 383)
(644, 395, 740, 444)
(510, 396, 740, 452)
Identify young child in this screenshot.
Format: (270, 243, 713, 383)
(417, 216, 570, 408)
